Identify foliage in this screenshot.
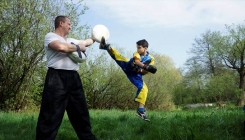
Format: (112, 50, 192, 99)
(204, 71, 238, 103)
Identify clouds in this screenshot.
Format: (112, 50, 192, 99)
(81, 0, 245, 67)
(85, 0, 245, 29)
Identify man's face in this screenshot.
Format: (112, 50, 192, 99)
(61, 18, 71, 35)
(136, 45, 146, 55)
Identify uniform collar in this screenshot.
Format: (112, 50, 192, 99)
(140, 51, 149, 56)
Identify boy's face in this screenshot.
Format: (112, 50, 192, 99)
(137, 45, 147, 55)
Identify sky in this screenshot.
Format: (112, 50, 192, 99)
(79, 0, 245, 68)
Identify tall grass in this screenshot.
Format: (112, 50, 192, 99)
(0, 108, 244, 140)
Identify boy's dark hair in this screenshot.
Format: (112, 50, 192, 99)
(54, 15, 68, 29)
(136, 39, 148, 48)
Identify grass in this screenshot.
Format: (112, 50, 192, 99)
(0, 108, 244, 140)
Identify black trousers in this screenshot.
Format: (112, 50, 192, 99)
(36, 68, 97, 140)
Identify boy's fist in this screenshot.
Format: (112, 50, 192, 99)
(143, 64, 157, 74)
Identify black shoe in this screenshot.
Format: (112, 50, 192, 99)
(136, 110, 150, 122)
(99, 36, 110, 50)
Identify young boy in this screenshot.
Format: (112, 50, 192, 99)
(99, 37, 157, 121)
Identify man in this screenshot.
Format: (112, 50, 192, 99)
(36, 15, 97, 140)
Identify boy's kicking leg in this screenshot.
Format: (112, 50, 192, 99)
(99, 37, 130, 70)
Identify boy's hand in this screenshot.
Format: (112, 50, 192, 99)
(143, 64, 157, 74)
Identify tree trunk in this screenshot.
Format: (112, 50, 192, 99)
(237, 71, 245, 106)
(238, 91, 245, 106)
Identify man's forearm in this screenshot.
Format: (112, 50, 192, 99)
(49, 40, 78, 53)
(86, 38, 95, 46)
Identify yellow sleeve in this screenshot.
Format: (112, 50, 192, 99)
(133, 52, 141, 62)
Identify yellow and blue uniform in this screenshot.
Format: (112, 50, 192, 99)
(108, 47, 154, 105)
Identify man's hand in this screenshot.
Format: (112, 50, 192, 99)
(143, 64, 157, 74)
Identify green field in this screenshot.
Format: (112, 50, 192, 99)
(0, 108, 244, 140)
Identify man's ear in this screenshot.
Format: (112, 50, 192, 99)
(60, 21, 64, 27)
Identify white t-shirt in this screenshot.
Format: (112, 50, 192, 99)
(44, 32, 80, 71)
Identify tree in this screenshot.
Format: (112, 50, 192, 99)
(216, 23, 245, 106)
(188, 30, 224, 76)
(182, 29, 240, 105)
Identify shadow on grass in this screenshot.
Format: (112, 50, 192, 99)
(0, 114, 36, 140)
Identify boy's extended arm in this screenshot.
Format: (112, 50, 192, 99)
(134, 59, 157, 74)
